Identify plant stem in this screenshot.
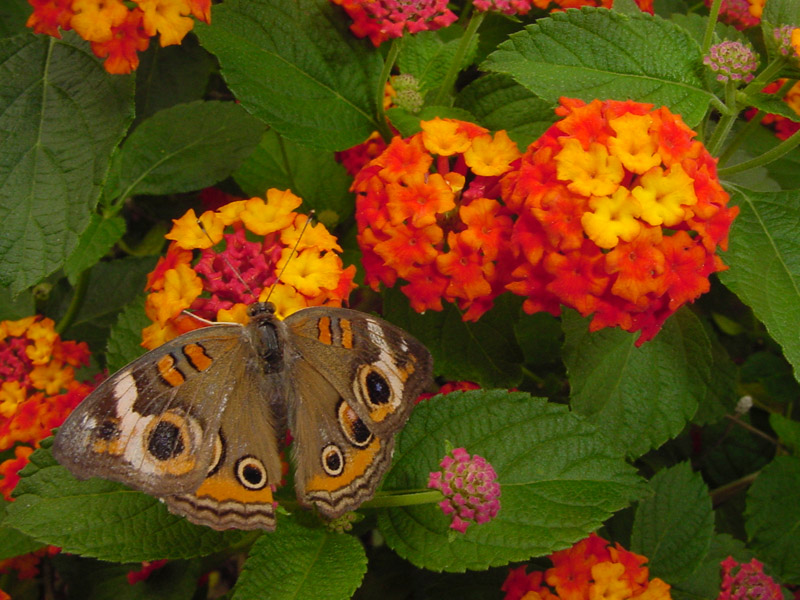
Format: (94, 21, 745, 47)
(362, 489, 444, 509)
(710, 471, 759, 507)
(725, 414, 780, 446)
(431, 10, 486, 107)
(376, 39, 402, 143)
(701, 0, 722, 55)
(707, 81, 739, 156)
(718, 125, 800, 176)
(56, 269, 90, 334)
(717, 109, 763, 166)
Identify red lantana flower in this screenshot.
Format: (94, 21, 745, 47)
(501, 98, 737, 344)
(354, 118, 521, 321)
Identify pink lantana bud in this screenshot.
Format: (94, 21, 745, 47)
(428, 447, 500, 533)
(703, 41, 759, 84)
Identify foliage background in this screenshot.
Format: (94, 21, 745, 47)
(1, 0, 800, 597)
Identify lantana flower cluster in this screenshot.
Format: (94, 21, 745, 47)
(0, 316, 95, 501)
(330, 0, 457, 46)
(704, 0, 760, 29)
(143, 189, 356, 348)
(718, 556, 783, 600)
(503, 98, 737, 342)
(502, 533, 672, 600)
(428, 447, 501, 533)
(356, 104, 737, 344)
(25, 0, 211, 74)
(353, 117, 521, 321)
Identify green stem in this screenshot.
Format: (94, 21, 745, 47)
(375, 39, 402, 143)
(701, 0, 722, 55)
(709, 471, 759, 507)
(431, 11, 486, 107)
(707, 81, 739, 156)
(361, 489, 443, 509)
(740, 57, 788, 99)
(56, 269, 90, 334)
(717, 109, 763, 166)
(718, 125, 800, 176)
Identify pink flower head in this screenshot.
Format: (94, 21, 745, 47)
(428, 447, 501, 533)
(718, 556, 783, 600)
(333, 0, 457, 46)
(472, 0, 534, 15)
(703, 41, 759, 83)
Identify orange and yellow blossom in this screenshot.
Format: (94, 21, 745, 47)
(143, 189, 356, 349)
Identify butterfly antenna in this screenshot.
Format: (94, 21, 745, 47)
(264, 210, 315, 303)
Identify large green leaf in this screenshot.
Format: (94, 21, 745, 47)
(106, 100, 266, 201)
(5, 442, 248, 562)
(0, 32, 133, 293)
(563, 308, 710, 458)
(482, 8, 713, 127)
(234, 518, 367, 600)
(378, 390, 645, 572)
(745, 456, 800, 583)
(719, 189, 800, 382)
(195, 0, 383, 151)
(631, 462, 714, 582)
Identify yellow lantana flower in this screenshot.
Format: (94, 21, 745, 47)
(278, 248, 344, 298)
(581, 188, 642, 249)
(632, 163, 697, 227)
(165, 209, 224, 249)
(589, 562, 632, 600)
(240, 191, 303, 236)
(70, 0, 128, 42)
(608, 113, 661, 174)
(137, 0, 194, 46)
(421, 118, 473, 156)
(556, 138, 624, 197)
(463, 131, 521, 176)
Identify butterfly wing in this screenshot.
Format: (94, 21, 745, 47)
(283, 307, 433, 518)
(53, 322, 284, 530)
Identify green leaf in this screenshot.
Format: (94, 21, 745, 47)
(563, 308, 709, 458)
(746, 455, 800, 583)
(195, 0, 382, 151)
(383, 289, 524, 388)
(770, 413, 800, 454)
(482, 8, 713, 127)
(718, 189, 800, 382)
(107, 100, 266, 201)
(134, 37, 217, 123)
(0, 499, 43, 561)
(631, 462, 714, 582)
(455, 74, 555, 149)
(748, 93, 800, 122)
(64, 215, 126, 284)
(233, 129, 353, 226)
(398, 30, 476, 96)
(105, 295, 149, 373)
(5, 442, 248, 562)
(0, 285, 34, 320)
(0, 32, 133, 293)
(762, 0, 800, 30)
(378, 390, 645, 572)
(61, 256, 157, 353)
(692, 320, 737, 425)
(233, 518, 367, 600)
(0, 0, 29, 38)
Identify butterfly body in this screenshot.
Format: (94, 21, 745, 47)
(53, 302, 432, 531)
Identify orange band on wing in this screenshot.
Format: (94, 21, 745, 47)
(339, 318, 353, 349)
(306, 438, 381, 493)
(184, 343, 213, 371)
(317, 316, 333, 345)
(157, 355, 185, 387)
(194, 473, 275, 504)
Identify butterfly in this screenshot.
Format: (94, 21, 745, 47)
(53, 301, 433, 530)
